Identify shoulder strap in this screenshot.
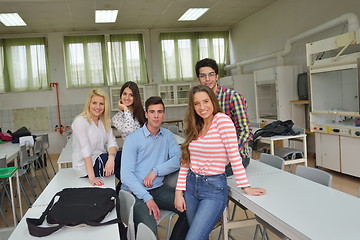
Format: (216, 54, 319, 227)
(26, 191, 65, 237)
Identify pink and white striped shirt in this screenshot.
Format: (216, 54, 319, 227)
(176, 112, 250, 191)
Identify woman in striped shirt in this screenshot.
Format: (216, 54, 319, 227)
(175, 85, 265, 240)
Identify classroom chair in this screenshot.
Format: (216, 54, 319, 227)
(32, 140, 49, 185)
(259, 153, 285, 170)
(0, 157, 11, 226)
(40, 134, 57, 175)
(0, 157, 20, 226)
(119, 189, 136, 240)
(18, 145, 39, 207)
(158, 171, 179, 240)
(137, 223, 156, 240)
(295, 165, 332, 187)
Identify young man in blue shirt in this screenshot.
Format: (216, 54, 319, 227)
(121, 96, 188, 239)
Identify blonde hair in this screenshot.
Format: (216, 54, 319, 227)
(181, 85, 221, 165)
(79, 88, 111, 131)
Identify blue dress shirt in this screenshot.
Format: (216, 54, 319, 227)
(121, 124, 181, 202)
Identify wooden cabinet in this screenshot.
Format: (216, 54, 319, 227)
(158, 83, 191, 107)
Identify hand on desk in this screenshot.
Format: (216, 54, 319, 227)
(89, 177, 104, 186)
(243, 187, 266, 196)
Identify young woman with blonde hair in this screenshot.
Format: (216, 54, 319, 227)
(71, 88, 121, 186)
(175, 85, 265, 240)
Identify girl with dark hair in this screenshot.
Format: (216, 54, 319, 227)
(174, 85, 265, 239)
(112, 81, 146, 140)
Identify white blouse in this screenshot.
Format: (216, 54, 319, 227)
(71, 116, 118, 177)
(111, 110, 140, 140)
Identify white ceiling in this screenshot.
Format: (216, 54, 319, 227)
(0, 0, 278, 34)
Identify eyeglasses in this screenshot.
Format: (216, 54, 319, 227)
(198, 72, 216, 79)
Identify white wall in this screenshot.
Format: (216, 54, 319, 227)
(229, 0, 360, 72)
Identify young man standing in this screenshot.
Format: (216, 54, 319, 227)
(195, 58, 252, 170)
(121, 96, 188, 239)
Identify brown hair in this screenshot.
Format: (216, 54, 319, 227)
(181, 85, 221, 165)
(119, 81, 146, 126)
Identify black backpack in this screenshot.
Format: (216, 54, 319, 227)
(26, 187, 123, 237)
(250, 120, 299, 150)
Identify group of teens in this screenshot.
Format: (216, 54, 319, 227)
(71, 58, 266, 240)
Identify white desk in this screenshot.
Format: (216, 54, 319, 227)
(8, 168, 119, 239)
(225, 162, 360, 240)
(0, 142, 20, 163)
(57, 146, 72, 170)
(0, 142, 23, 224)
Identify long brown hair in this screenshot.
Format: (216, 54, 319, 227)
(79, 88, 111, 131)
(119, 81, 146, 126)
(181, 85, 221, 165)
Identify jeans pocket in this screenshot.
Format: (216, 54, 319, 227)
(204, 177, 225, 191)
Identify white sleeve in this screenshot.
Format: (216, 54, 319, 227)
(72, 117, 92, 159)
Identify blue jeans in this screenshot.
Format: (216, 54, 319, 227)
(184, 170, 228, 240)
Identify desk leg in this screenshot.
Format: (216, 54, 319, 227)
(16, 170, 23, 218)
(303, 136, 308, 166)
(15, 156, 23, 218)
(9, 176, 17, 226)
(270, 140, 275, 155)
(222, 208, 229, 240)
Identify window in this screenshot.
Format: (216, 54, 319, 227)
(64, 35, 108, 88)
(160, 31, 229, 82)
(108, 34, 148, 85)
(64, 34, 148, 88)
(0, 37, 50, 92)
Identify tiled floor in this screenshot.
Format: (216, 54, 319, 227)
(1, 152, 360, 239)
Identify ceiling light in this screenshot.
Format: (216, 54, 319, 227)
(178, 8, 209, 21)
(95, 10, 118, 23)
(0, 13, 27, 26)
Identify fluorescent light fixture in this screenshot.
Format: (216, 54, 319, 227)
(0, 13, 27, 26)
(95, 10, 118, 23)
(178, 8, 209, 21)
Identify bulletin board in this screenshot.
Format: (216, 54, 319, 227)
(12, 107, 49, 132)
